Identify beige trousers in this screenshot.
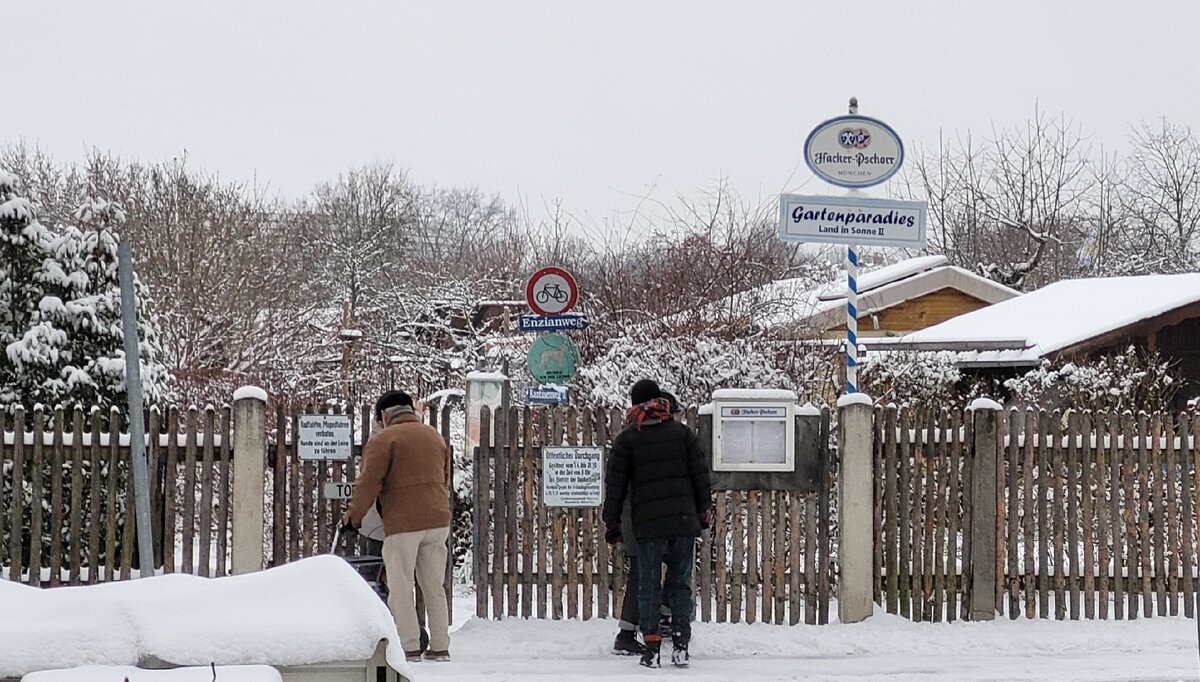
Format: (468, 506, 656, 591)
(382, 526, 451, 653)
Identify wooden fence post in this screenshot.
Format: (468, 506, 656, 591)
(232, 386, 268, 574)
(838, 393, 874, 623)
(969, 399, 1002, 621)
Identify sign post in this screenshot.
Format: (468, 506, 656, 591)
(117, 238, 155, 578)
(522, 266, 587, 404)
(780, 97, 927, 394)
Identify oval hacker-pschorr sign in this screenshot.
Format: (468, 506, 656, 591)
(803, 115, 904, 188)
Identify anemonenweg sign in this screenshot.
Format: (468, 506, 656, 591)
(804, 115, 904, 188)
(779, 194, 927, 248)
(297, 414, 353, 461)
(542, 446, 604, 507)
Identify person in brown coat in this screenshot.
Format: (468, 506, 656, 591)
(343, 390, 451, 663)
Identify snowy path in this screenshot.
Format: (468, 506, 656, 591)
(417, 602, 1200, 681)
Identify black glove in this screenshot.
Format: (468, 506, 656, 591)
(699, 510, 711, 530)
(605, 525, 623, 544)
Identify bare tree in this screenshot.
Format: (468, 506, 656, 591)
(1124, 118, 1200, 269)
(912, 108, 1094, 289)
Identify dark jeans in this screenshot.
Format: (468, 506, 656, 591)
(636, 536, 695, 639)
(619, 555, 672, 631)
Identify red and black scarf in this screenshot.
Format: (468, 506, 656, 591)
(626, 397, 673, 430)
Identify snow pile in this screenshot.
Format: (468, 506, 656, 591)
(711, 388, 797, 401)
(232, 385, 268, 402)
(836, 392, 873, 408)
(0, 556, 412, 679)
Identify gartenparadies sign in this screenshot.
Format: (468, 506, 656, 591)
(804, 115, 904, 188)
(778, 194, 927, 249)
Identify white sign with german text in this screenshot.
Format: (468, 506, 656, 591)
(542, 446, 604, 507)
(298, 414, 353, 461)
(322, 481, 355, 499)
(779, 194, 927, 249)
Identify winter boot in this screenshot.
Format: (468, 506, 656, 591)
(670, 633, 690, 668)
(423, 650, 450, 662)
(612, 629, 645, 656)
(640, 633, 662, 668)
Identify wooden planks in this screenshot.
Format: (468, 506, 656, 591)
(217, 406, 232, 576)
(1183, 412, 1196, 619)
(29, 407, 46, 586)
(68, 409, 88, 585)
(9, 409, 27, 583)
(521, 406, 535, 619)
(48, 408, 65, 587)
(2, 399, 1195, 627)
(198, 407, 215, 577)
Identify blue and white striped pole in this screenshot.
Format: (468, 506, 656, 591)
(846, 244, 858, 393)
(844, 96, 862, 394)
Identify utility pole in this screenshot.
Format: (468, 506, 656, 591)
(117, 238, 156, 578)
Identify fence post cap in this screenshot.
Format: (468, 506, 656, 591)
(233, 385, 268, 403)
(969, 398, 1003, 411)
(836, 393, 873, 409)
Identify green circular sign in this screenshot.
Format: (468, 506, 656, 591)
(527, 333, 581, 384)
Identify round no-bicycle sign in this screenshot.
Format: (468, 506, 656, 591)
(525, 266, 579, 316)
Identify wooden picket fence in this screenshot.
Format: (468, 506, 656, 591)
(873, 405, 1200, 621)
(1, 401, 456, 588)
(472, 405, 836, 625)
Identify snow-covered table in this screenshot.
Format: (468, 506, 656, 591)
(0, 557, 412, 681)
(22, 665, 281, 681)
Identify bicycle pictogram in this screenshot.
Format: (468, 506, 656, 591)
(536, 283, 570, 305)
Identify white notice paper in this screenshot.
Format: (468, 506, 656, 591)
(721, 419, 788, 465)
(297, 415, 353, 460)
(542, 446, 604, 507)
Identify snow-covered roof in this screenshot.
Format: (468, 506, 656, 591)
(902, 273, 1200, 366)
(711, 255, 1017, 332)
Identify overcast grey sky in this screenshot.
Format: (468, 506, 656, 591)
(9, 1, 1200, 234)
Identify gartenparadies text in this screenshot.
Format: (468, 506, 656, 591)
(790, 205, 917, 229)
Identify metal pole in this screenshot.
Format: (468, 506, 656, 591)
(845, 96, 861, 395)
(117, 238, 156, 578)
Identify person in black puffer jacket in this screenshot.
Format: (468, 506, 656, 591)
(603, 379, 711, 667)
(610, 391, 684, 657)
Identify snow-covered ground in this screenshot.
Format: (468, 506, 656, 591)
(5, 564, 1199, 681)
(417, 594, 1200, 681)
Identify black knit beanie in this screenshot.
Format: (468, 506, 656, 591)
(629, 379, 661, 406)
